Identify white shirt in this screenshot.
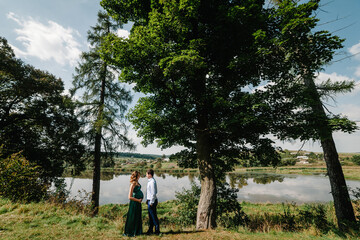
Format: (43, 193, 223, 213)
(147, 177, 157, 204)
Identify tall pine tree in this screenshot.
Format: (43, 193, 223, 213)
(256, 0, 357, 228)
(71, 11, 133, 215)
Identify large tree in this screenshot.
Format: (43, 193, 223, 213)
(71, 11, 133, 215)
(100, 0, 282, 229)
(256, 0, 357, 228)
(0, 36, 85, 182)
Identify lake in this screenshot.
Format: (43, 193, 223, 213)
(63, 172, 360, 205)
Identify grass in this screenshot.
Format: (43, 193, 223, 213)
(231, 165, 360, 180)
(0, 198, 359, 240)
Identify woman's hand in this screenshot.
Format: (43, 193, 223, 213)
(138, 198, 143, 203)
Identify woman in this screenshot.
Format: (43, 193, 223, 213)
(124, 171, 143, 236)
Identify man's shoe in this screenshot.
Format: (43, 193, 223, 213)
(145, 231, 153, 235)
(154, 231, 160, 235)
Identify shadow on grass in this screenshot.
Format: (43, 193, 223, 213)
(158, 229, 203, 235)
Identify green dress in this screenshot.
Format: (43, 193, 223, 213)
(124, 184, 143, 236)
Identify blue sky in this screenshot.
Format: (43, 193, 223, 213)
(1, 0, 359, 154)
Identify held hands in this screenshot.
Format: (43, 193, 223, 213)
(138, 198, 143, 203)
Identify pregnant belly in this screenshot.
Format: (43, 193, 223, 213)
(134, 191, 143, 199)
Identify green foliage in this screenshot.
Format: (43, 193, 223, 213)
(174, 183, 200, 226)
(351, 155, 360, 166)
(279, 158, 297, 166)
(0, 37, 85, 181)
(133, 161, 147, 168)
(0, 146, 47, 202)
(216, 182, 249, 228)
(280, 203, 297, 231)
(258, 0, 357, 141)
(100, 0, 283, 179)
(101, 157, 115, 168)
(155, 161, 162, 169)
(71, 11, 134, 155)
(100, 0, 357, 228)
(48, 178, 71, 204)
(175, 182, 248, 228)
(298, 204, 330, 233)
(114, 152, 158, 160)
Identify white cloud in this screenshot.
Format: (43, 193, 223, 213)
(355, 66, 360, 77)
(116, 29, 130, 39)
(126, 126, 185, 155)
(316, 72, 351, 83)
(348, 42, 360, 77)
(349, 41, 360, 60)
(7, 12, 82, 66)
(331, 104, 360, 122)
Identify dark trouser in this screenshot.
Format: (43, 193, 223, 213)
(146, 199, 159, 233)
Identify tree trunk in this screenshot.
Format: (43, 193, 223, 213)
(91, 132, 101, 215)
(321, 137, 356, 229)
(196, 128, 217, 229)
(91, 63, 107, 216)
(303, 75, 356, 229)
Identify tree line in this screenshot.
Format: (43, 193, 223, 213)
(0, 0, 358, 231)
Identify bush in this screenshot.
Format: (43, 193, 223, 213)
(48, 178, 70, 204)
(175, 182, 248, 228)
(174, 183, 200, 226)
(155, 161, 162, 169)
(0, 146, 47, 202)
(279, 158, 297, 166)
(351, 155, 360, 165)
(216, 182, 249, 228)
(134, 161, 147, 168)
(298, 204, 330, 233)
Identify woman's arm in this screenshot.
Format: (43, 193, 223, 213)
(128, 183, 141, 203)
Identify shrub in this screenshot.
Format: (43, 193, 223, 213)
(134, 161, 147, 168)
(0, 146, 47, 202)
(279, 158, 297, 166)
(48, 178, 70, 204)
(175, 182, 248, 228)
(298, 204, 330, 233)
(280, 202, 297, 231)
(351, 155, 360, 165)
(216, 182, 249, 228)
(155, 161, 162, 169)
(174, 183, 200, 225)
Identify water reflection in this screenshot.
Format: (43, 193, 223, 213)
(228, 173, 285, 189)
(63, 171, 360, 205)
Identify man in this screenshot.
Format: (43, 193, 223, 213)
(146, 169, 160, 235)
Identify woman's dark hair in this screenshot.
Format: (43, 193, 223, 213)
(147, 169, 154, 177)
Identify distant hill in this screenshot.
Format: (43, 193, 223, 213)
(114, 152, 162, 160)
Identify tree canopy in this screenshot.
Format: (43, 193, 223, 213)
(0, 36, 85, 181)
(101, 0, 281, 175)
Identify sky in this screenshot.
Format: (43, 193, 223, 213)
(0, 0, 359, 155)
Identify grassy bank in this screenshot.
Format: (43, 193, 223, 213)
(232, 166, 360, 180)
(66, 164, 360, 181)
(0, 198, 359, 239)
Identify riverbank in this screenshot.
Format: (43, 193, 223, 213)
(233, 165, 360, 181)
(69, 164, 360, 181)
(0, 198, 358, 239)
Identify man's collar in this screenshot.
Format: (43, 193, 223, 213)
(148, 177, 153, 182)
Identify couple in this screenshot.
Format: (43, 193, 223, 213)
(123, 169, 160, 237)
